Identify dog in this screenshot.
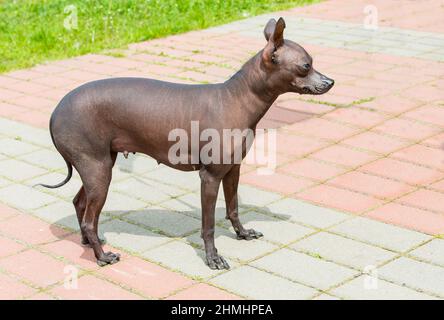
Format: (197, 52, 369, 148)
(37, 17, 334, 269)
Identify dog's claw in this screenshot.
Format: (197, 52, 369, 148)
(206, 254, 230, 270)
(97, 251, 120, 267)
(236, 229, 263, 240)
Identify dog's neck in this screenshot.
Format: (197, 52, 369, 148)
(224, 52, 280, 128)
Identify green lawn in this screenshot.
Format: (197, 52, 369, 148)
(0, 0, 319, 73)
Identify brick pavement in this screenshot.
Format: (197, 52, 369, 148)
(1, 0, 444, 299)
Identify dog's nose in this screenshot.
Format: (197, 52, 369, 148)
(321, 75, 334, 87)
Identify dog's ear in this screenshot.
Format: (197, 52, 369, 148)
(262, 17, 286, 66)
(264, 18, 277, 41)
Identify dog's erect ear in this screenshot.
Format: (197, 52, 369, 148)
(262, 17, 286, 66)
(264, 18, 277, 41)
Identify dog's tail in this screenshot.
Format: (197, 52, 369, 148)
(33, 111, 73, 189)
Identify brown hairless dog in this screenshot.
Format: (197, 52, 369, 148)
(37, 18, 334, 269)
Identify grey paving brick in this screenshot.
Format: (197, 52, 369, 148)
(331, 217, 431, 252)
(144, 166, 200, 191)
(0, 176, 10, 188)
(331, 276, 436, 300)
(33, 200, 80, 231)
(160, 192, 226, 221)
(0, 159, 46, 181)
(379, 257, 444, 297)
(409, 239, 444, 267)
(251, 248, 357, 290)
(113, 176, 185, 204)
(0, 138, 40, 157)
(99, 219, 170, 253)
(221, 210, 315, 245)
(210, 265, 318, 299)
(25, 172, 82, 201)
(126, 207, 200, 237)
(237, 185, 282, 208)
(266, 198, 349, 229)
(292, 232, 396, 269)
(0, 119, 52, 147)
(142, 240, 235, 279)
(19, 149, 66, 170)
(115, 153, 159, 175)
(187, 226, 278, 262)
(102, 191, 147, 212)
(313, 294, 340, 300)
(0, 184, 58, 210)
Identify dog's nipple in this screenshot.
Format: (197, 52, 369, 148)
(123, 151, 129, 159)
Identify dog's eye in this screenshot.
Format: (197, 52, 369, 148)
(303, 63, 311, 70)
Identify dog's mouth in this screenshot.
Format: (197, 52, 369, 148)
(299, 82, 334, 95)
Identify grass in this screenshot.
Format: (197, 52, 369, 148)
(0, 0, 319, 73)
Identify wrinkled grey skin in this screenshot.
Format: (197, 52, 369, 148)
(38, 18, 334, 269)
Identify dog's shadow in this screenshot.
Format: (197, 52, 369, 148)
(50, 196, 292, 267)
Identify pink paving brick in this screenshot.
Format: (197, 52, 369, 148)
(276, 132, 328, 157)
(360, 158, 444, 185)
(359, 95, 423, 114)
(342, 131, 409, 154)
(398, 189, 444, 214)
(322, 108, 389, 128)
(11, 110, 49, 128)
(392, 144, 444, 169)
(167, 283, 241, 300)
(0, 273, 36, 299)
(51, 275, 142, 300)
(0, 214, 69, 245)
(296, 184, 383, 213)
(310, 144, 380, 168)
(0, 249, 67, 287)
(0, 203, 21, 220)
(327, 171, 415, 200)
(277, 98, 334, 115)
(0, 102, 29, 118)
(372, 118, 440, 141)
(41, 234, 101, 270)
(403, 105, 444, 127)
(365, 203, 444, 235)
(285, 118, 360, 141)
(278, 158, 346, 181)
(421, 132, 444, 149)
(240, 171, 314, 195)
(0, 235, 26, 258)
(97, 256, 194, 298)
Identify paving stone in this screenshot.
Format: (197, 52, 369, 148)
(0, 118, 52, 147)
(379, 257, 444, 297)
(221, 210, 315, 245)
(142, 240, 235, 279)
(251, 248, 357, 290)
(144, 166, 200, 191)
(160, 192, 227, 221)
(25, 172, 83, 200)
(409, 239, 444, 267)
(292, 232, 397, 269)
(0, 176, 10, 188)
(102, 191, 147, 213)
(0, 159, 46, 181)
(125, 207, 200, 237)
(114, 153, 159, 175)
(266, 198, 349, 229)
(19, 149, 66, 170)
(313, 293, 340, 300)
(187, 226, 278, 262)
(237, 185, 282, 208)
(210, 265, 318, 299)
(0, 138, 40, 157)
(113, 176, 185, 204)
(98, 219, 170, 253)
(0, 184, 58, 210)
(331, 276, 436, 300)
(331, 217, 431, 252)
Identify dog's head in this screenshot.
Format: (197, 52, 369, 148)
(261, 17, 334, 95)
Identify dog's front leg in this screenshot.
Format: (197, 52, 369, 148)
(223, 165, 263, 240)
(200, 167, 230, 270)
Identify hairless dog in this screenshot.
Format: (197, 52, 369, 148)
(37, 18, 334, 269)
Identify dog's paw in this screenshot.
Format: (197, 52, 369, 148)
(206, 254, 230, 270)
(236, 229, 263, 240)
(97, 251, 120, 267)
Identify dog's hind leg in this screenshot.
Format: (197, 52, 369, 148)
(73, 186, 89, 245)
(223, 165, 263, 240)
(77, 155, 119, 266)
